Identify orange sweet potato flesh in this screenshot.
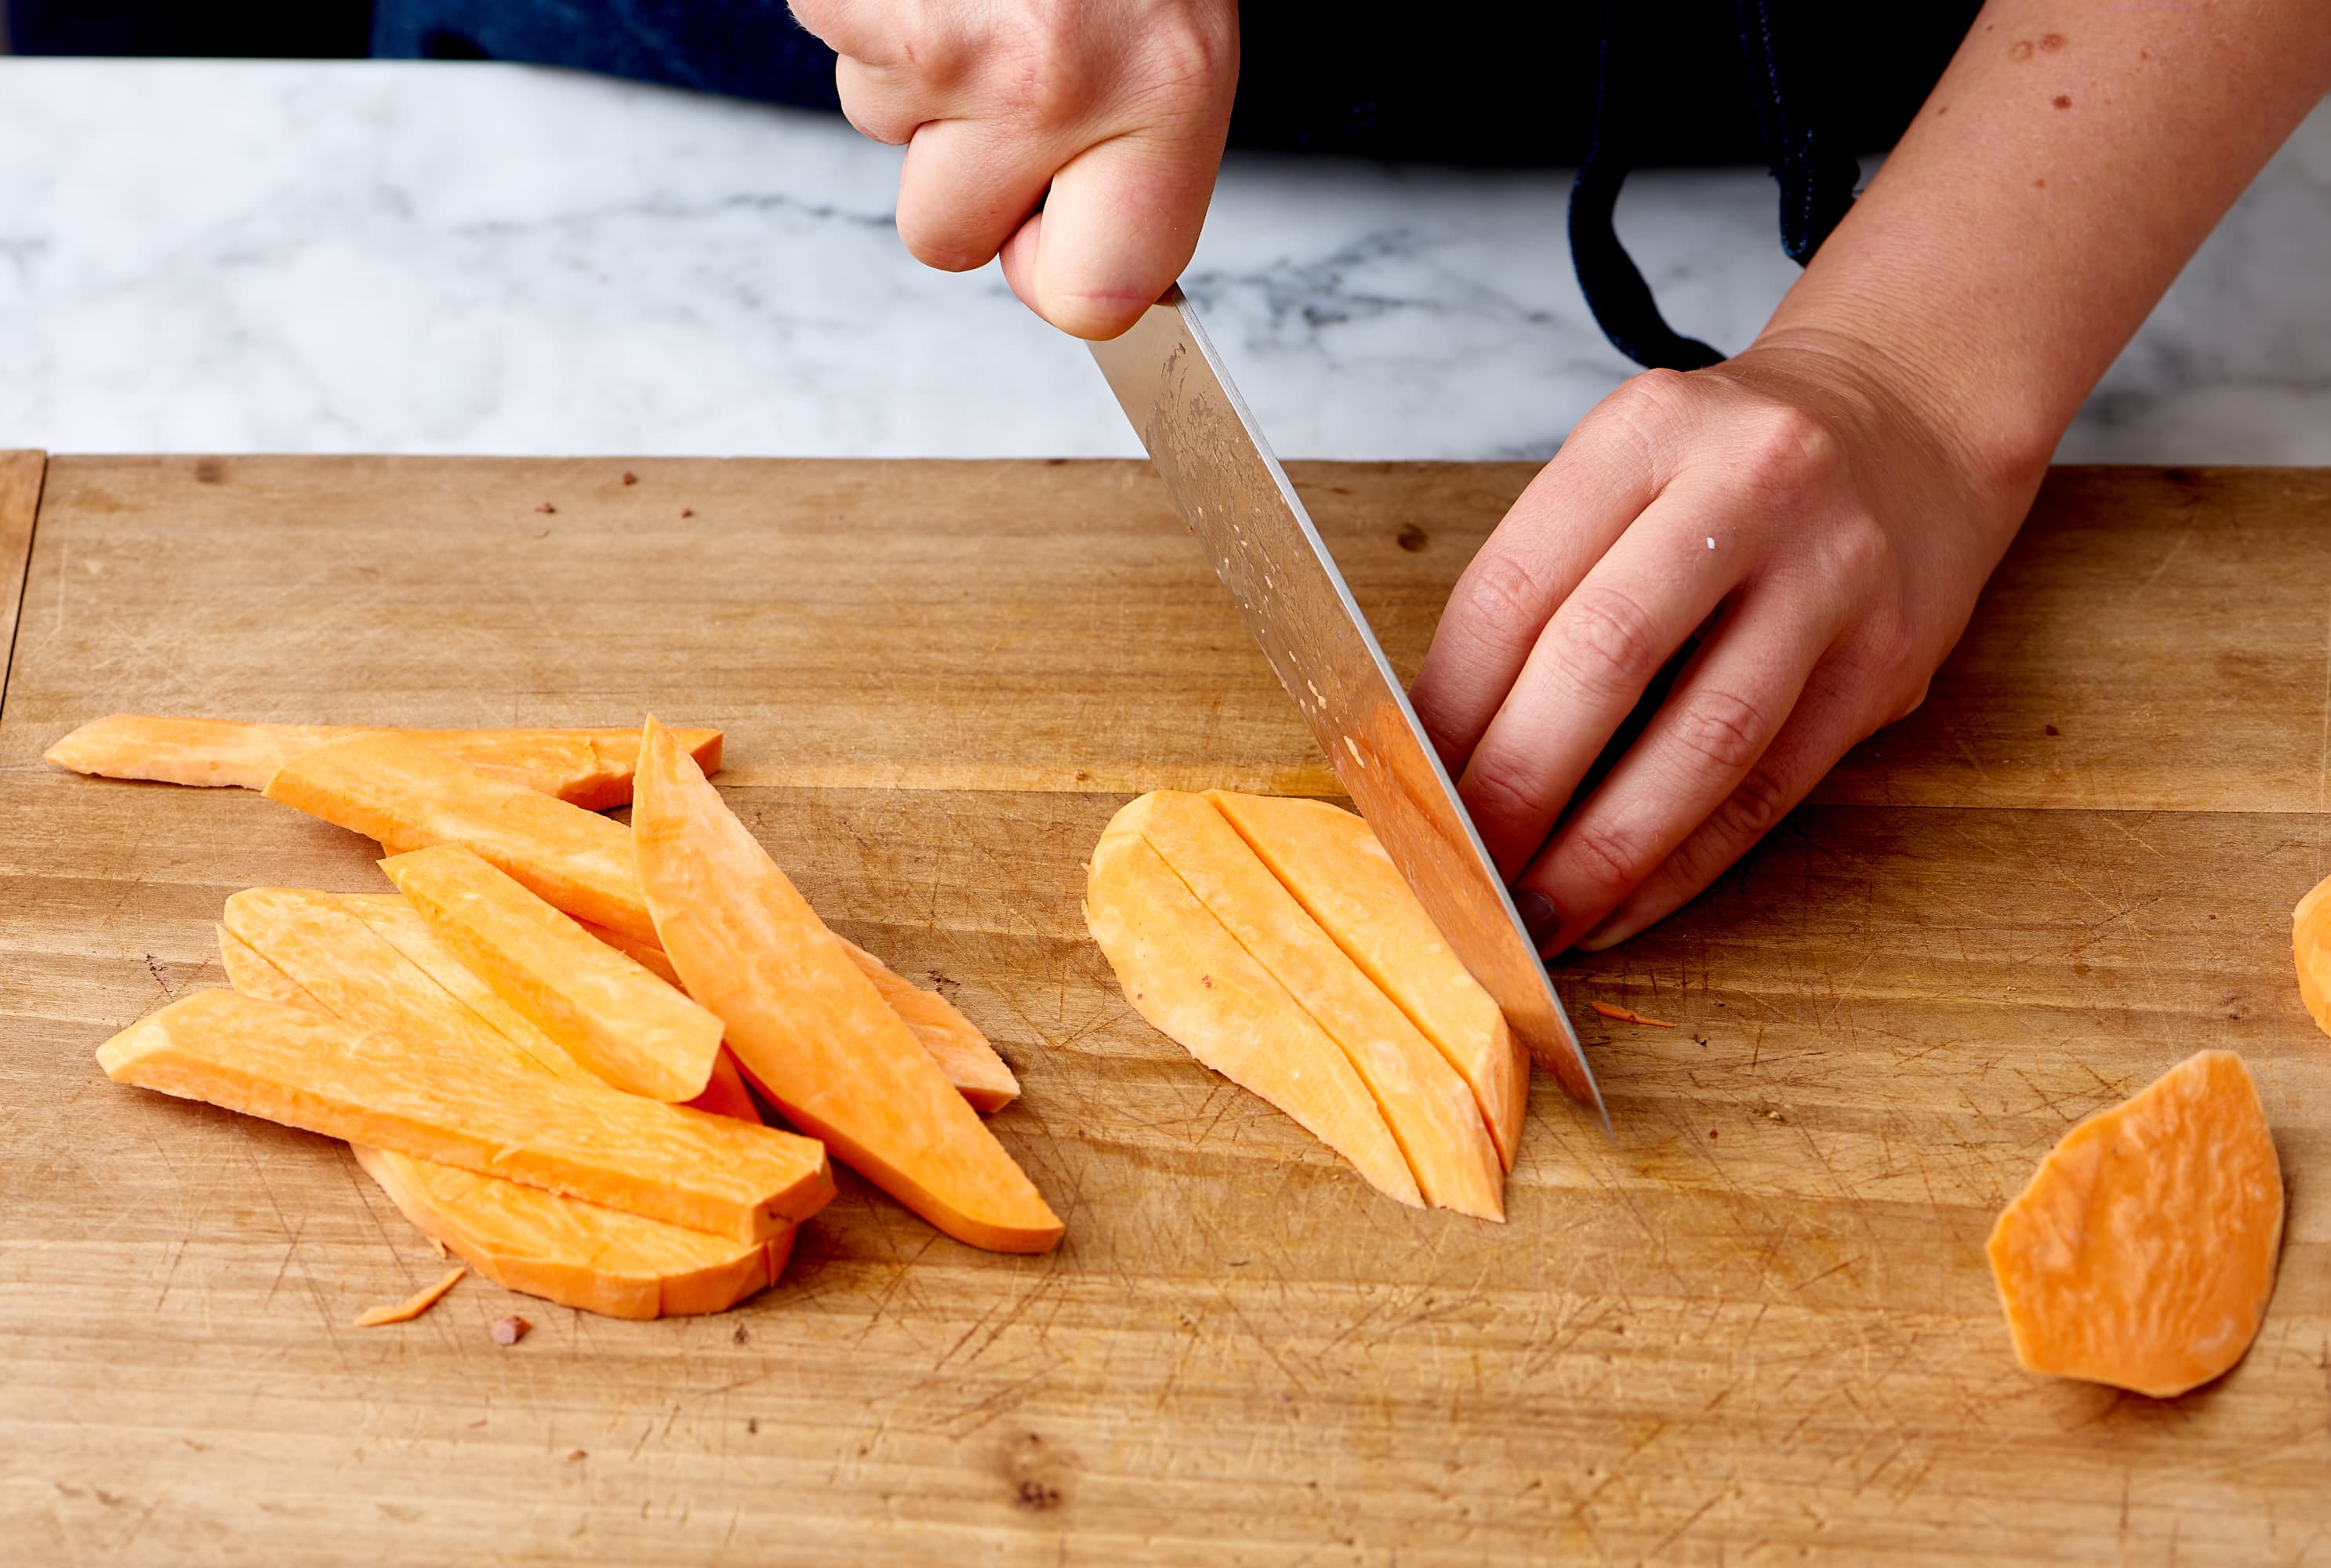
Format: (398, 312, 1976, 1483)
(263, 733, 658, 943)
(1208, 789, 1530, 1172)
(1123, 793, 1501, 1220)
(45, 713, 720, 808)
(1988, 1050, 2283, 1398)
(2293, 874, 2331, 1036)
(353, 1264, 467, 1327)
(351, 1145, 790, 1319)
(221, 910, 788, 1316)
(1084, 818, 1421, 1209)
(632, 716, 1062, 1253)
(103, 984, 830, 1243)
(383, 844, 724, 1102)
(577, 916, 1019, 1112)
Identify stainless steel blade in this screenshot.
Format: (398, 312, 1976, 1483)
(1090, 287, 1605, 1123)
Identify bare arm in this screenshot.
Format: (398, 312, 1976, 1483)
(1413, 0, 2331, 953)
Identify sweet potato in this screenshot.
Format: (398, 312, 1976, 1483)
(1988, 1050, 2283, 1398)
(1206, 789, 1529, 1172)
(45, 713, 721, 808)
(632, 716, 1061, 1253)
(383, 844, 724, 1102)
(220, 907, 789, 1316)
(100, 988, 831, 1242)
(353, 1265, 467, 1327)
(576, 916, 1019, 1112)
(352, 1145, 790, 1319)
(263, 733, 656, 942)
(1116, 793, 1501, 1220)
(1084, 819, 1421, 1209)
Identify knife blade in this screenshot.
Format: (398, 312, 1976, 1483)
(1089, 286, 1606, 1125)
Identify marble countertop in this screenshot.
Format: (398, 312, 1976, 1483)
(1, 59, 2325, 463)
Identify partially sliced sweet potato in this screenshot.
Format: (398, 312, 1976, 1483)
(1122, 793, 1501, 1221)
(45, 713, 721, 808)
(576, 916, 1019, 1112)
(1084, 821, 1421, 1209)
(631, 716, 1062, 1253)
(1207, 789, 1529, 1172)
(263, 733, 655, 942)
(383, 844, 724, 1102)
(101, 988, 831, 1242)
(2292, 873, 2331, 1036)
(1988, 1050, 2283, 1398)
(352, 1145, 790, 1320)
(219, 909, 788, 1316)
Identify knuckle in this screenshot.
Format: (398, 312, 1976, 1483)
(1565, 818, 1650, 894)
(1712, 766, 1795, 846)
(1670, 688, 1770, 775)
(1548, 583, 1665, 699)
(1734, 401, 1838, 495)
(1453, 551, 1552, 654)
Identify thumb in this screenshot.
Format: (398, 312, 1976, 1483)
(998, 132, 1222, 340)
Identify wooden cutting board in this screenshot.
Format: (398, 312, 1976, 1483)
(1, 453, 2326, 1565)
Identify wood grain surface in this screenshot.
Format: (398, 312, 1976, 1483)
(1, 456, 2326, 1566)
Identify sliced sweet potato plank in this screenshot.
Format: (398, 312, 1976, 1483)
(383, 844, 724, 1102)
(1988, 1049, 2283, 1398)
(1124, 792, 1501, 1221)
(263, 733, 656, 942)
(1085, 821, 1421, 1209)
(45, 714, 721, 807)
(100, 988, 831, 1242)
(632, 716, 1062, 1253)
(836, 936, 1020, 1113)
(577, 916, 1018, 1112)
(222, 905, 788, 1316)
(354, 1265, 467, 1327)
(351, 1145, 790, 1320)
(1205, 789, 1530, 1173)
(688, 1048, 764, 1124)
(332, 892, 586, 1082)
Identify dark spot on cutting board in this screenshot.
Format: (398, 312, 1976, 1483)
(2162, 466, 2198, 486)
(1396, 524, 1429, 554)
(621, 470, 637, 485)
(2045, 724, 2060, 735)
(747, 1417, 759, 1434)
(1004, 1432, 1071, 1512)
(192, 458, 226, 485)
(732, 1323, 750, 1344)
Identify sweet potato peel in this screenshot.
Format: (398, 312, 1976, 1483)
(631, 716, 1061, 1254)
(354, 1265, 467, 1327)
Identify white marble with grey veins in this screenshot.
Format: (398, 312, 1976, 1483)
(0, 59, 2324, 463)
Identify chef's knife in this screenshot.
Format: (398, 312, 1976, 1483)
(1089, 287, 1606, 1124)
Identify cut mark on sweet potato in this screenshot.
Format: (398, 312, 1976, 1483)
(354, 1265, 467, 1327)
(1084, 819, 1420, 1209)
(632, 716, 1060, 1253)
(1119, 792, 1501, 1221)
(1205, 789, 1528, 1173)
(1988, 1049, 2282, 1398)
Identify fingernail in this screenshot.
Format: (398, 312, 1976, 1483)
(1512, 888, 1563, 949)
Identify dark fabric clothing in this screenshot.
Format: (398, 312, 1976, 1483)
(9, 0, 1981, 368)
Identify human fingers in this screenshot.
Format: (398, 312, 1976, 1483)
(1456, 477, 1754, 878)
(1569, 656, 1890, 951)
(1000, 129, 1224, 338)
(894, 117, 1062, 270)
(1411, 372, 1683, 771)
(1509, 588, 1837, 952)
(833, 54, 930, 145)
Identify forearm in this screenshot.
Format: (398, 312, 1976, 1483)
(1759, 0, 2331, 492)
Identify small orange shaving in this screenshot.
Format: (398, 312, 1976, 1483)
(354, 1265, 467, 1327)
(1590, 1002, 1675, 1028)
